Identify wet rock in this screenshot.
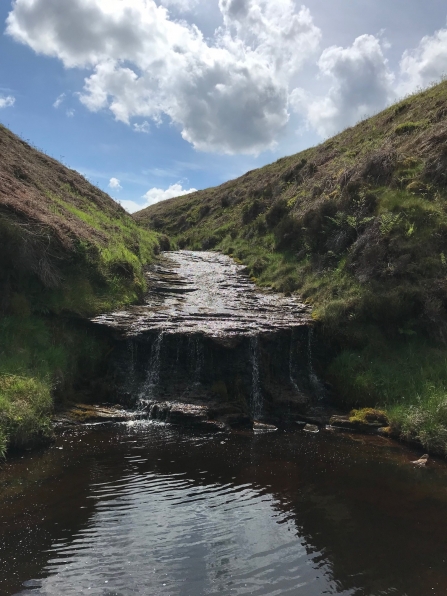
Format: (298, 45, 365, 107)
(253, 421, 277, 432)
(54, 403, 133, 427)
(93, 251, 310, 339)
(410, 454, 429, 467)
(304, 423, 319, 433)
(329, 415, 383, 434)
(225, 413, 252, 429)
(92, 251, 319, 424)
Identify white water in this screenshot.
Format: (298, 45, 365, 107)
(289, 330, 301, 394)
(189, 335, 204, 386)
(307, 328, 325, 399)
(250, 335, 263, 419)
(140, 332, 164, 402)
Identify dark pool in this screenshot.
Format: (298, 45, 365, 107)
(1, 422, 447, 596)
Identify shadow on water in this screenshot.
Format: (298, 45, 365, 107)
(1, 424, 447, 595)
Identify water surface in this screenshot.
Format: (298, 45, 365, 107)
(1, 423, 447, 596)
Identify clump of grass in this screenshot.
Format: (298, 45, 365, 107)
(0, 374, 53, 455)
(394, 121, 424, 135)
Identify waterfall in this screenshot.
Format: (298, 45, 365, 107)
(188, 335, 204, 387)
(126, 339, 137, 392)
(307, 327, 325, 399)
(140, 332, 163, 403)
(289, 330, 301, 393)
(250, 335, 263, 420)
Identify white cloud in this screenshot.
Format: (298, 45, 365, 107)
(291, 35, 395, 137)
(66, 108, 75, 117)
(6, 0, 321, 154)
(158, 0, 198, 12)
(0, 95, 15, 108)
(109, 177, 122, 190)
(133, 120, 150, 133)
(116, 199, 142, 213)
(116, 183, 196, 213)
(53, 92, 66, 108)
(144, 182, 196, 206)
(399, 28, 447, 93)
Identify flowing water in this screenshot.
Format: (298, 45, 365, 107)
(249, 336, 263, 419)
(2, 423, 447, 596)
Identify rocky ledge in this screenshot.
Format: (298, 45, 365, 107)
(93, 251, 310, 339)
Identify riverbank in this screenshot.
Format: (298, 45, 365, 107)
(135, 80, 447, 456)
(0, 123, 164, 455)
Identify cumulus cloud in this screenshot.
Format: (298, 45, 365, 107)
(399, 28, 447, 93)
(108, 177, 122, 190)
(158, 0, 198, 11)
(116, 199, 143, 213)
(117, 182, 196, 213)
(6, 0, 321, 154)
(0, 95, 15, 108)
(143, 182, 197, 206)
(291, 35, 395, 137)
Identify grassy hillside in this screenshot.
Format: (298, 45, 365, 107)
(0, 124, 162, 455)
(136, 80, 447, 454)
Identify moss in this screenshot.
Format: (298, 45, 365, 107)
(349, 408, 388, 425)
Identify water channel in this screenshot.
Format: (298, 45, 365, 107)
(1, 422, 447, 596)
(3, 251, 447, 595)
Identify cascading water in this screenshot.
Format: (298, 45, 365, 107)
(188, 335, 204, 387)
(249, 335, 263, 420)
(289, 330, 301, 394)
(307, 327, 325, 399)
(140, 331, 164, 404)
(126, 339, 137, 393)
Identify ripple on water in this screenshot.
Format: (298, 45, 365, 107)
(4, 424, 447, 596)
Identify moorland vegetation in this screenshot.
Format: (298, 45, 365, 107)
(136, 80, 447, 454)
(0, 124, 163, 455)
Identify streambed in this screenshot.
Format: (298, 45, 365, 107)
(1, 422, 447, 595)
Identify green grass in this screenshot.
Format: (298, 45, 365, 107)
(0, 375, 52, 457)
(328, 341, 447, 454)
(0, 314, 109, 456)
(136, 79, 447, 453)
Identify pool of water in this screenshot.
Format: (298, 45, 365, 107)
(1, 422, 447, 596)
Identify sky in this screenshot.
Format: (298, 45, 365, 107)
(1, 0, 447, 213)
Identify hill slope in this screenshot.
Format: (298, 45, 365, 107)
(0, 124, 161, 455)
(135, 80, 447, 453)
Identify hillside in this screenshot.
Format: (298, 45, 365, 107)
(135, 80, 447, 454)
(0, 124, 161, 455)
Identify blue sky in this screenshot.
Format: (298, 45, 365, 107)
(1, 0, 447, 213)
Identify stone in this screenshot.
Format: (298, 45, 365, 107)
(303, 423, 319, 433)
(253, 421, 277, 432)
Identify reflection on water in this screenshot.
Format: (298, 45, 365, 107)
(1, 423, 447, 596)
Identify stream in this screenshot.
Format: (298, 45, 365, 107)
(2, 251, 447, 595)
(1, 422, 447, 595)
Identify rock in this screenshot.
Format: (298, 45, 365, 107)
(329, 415, 382, 434)
(54, 403, 133, 426)
(410, 454, 429, 467)
(253, 421, 277, 432)
(92, 251, 310, 339)
(225, 414, 252, 429)
(303, 423, 319, 433)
